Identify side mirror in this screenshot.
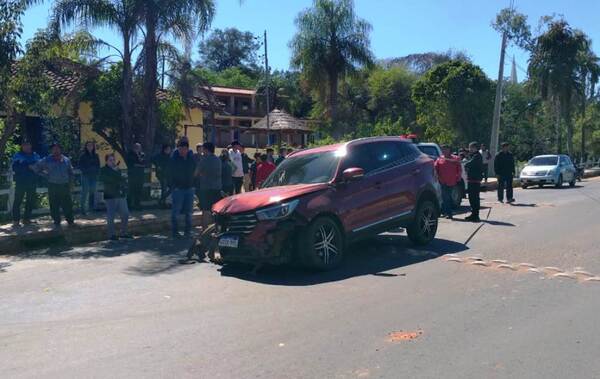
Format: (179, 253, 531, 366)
(342, 167, 364, 182)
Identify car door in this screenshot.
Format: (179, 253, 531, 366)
(559, 156, 574, 182)
(563, 156, 576, 181)
(335, 142, 390, 234)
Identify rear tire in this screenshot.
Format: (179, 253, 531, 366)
(407, 200, 439, 246)
(300, 217, 344, 270)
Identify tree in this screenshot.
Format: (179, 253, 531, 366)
(51, 0, 143, 152)
(289, 0, 373, 139)
(140, 0, 215, 154)
(575, 44, 600, 159)
(528, 19, 590, 155)
(366, 66, 416, 126)
(198, 27, 260, 73)
(412, 60, 495, 146)
(381, 50, 470, 75)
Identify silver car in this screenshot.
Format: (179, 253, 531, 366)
(520, 155, 577, 188)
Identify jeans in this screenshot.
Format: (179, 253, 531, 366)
(232, 176, 243, 194)
(48, 183, 74, 225)
(171, 188, 194, 236)
(467, 182, 481, 218)
(12, 182, 36, 223)
(441, 184, 454, 217)
(80, 175, 97, 213)
(497, 175, 514, 201)
(106, 198, 129, 237)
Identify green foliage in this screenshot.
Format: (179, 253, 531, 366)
(290, 0, 373, 136)
(157, 96, 185, 144)
(84, 63, 124, 154)
(412, 60, 494, 147)
(367, 66, 416, 125)
(194, 66, 259, 89)
(198, 28, 260, 73)
(0, 119, 19, 169)
(492, 8, 532, 50)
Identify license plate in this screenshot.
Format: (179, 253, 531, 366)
(218, 235, 239, 248)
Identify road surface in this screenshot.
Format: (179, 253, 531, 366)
(2, 177, 600, 378)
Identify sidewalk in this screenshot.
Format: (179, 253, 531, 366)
(0, 209, 203, 254)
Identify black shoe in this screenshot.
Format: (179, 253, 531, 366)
(465, 215, 480, 222)
(507, 198, 515, 203)
(498, 199, 504, 203)
(120, 234, 133, 239)
(109, 236, 119, 241)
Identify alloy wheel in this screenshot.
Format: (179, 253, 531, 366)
(313, 223, 340, 265)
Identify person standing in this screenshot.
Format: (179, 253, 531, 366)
(126, 143, 146, 210)
(266, 148, 275, 164)
(11, 140, 40, 227)
(255, 153, 276, 188)
(33, 143, 75, 227)
(196, 142, 222, 231)
(170, 139, 196, 238)
(78, 141, 100, 215)
(220, 150, 234, 196)
(275, 147, 287, 166)
(100, 154, 131, 240)
(229, 141, 244, 194)
(249, 152, 261, 190)
(494, 142, 516, 203)
(152, 144, 172, 207)
(434, 146, 462, 220)
(241, 146, 253, 193)
(480, 144, 491, 183)
(464, 142, 483, 222)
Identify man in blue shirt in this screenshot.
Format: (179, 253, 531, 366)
(33, 143, 75, 227)
(11, 140, 40, 227)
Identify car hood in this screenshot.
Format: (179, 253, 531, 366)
(522, 165, 556, 172)
(213, 183, 329, 214)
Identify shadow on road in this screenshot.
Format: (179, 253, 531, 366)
(0, 261, 10, 273)
(218, 234, 468, 286)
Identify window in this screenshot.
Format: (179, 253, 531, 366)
(342, 141, 405, 174)
(263, 152, 340, 187)
(417, 145, 440, 158)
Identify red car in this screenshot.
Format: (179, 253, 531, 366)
(210, 137, 441, 270)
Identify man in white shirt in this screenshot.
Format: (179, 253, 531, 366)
(229, 141, 245, 194)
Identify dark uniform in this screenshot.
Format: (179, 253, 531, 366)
(494, 151, 515, 202)
(465, 150, 483, 221)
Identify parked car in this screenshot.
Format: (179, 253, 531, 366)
(208, 137, 441, 270)
(520, 155, 577, 188)
(416, 142, 465, 209)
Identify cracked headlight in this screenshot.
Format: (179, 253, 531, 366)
(256, 199, 300, 221)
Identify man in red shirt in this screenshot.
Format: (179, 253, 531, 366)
(434, 146, 462, 219)
(255, 153, 276, 188)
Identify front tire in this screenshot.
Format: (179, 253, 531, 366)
(300, 217, 344, 270)
(407, 200, 439, 246)
(555, 175, 563, 188)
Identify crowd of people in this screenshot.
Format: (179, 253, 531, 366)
(434, 141, 515, 222)
(10, 138, 292, 240)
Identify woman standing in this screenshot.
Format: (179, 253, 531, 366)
(79, 141, 100, 215)
(100, 154, 131, 241)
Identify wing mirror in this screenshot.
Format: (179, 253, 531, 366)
(342, 167, 364, 182)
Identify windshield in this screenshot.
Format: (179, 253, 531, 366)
(262, 151, 340, 187)
(528, 156, 558, 166)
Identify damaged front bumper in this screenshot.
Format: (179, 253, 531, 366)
(211, 215, 301, 265)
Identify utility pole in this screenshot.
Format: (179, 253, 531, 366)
(263, 30, 271, 146)
(489, 31, 507, 177)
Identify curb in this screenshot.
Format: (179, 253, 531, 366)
(0, 211, 204, 254)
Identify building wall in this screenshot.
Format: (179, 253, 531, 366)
(78, 101, 204, 169)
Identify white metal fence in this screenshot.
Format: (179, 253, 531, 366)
(0, 168, 160, 219)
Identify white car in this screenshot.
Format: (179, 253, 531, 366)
(520, 155, 577, 188)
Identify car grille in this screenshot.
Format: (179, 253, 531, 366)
(216, 213, 258, 234)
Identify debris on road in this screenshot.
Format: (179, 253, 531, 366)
(387, 330, 423, 342)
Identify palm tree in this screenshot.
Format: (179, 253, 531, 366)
(140, 0, 215, 153)
(289, 0, 373, 139)
(51, 0, 143, 150)
(528, 20, 589, 155)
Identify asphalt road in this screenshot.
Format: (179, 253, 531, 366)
(2, 177, 600, 379)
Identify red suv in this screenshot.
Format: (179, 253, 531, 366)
(209, 137, 441, 270)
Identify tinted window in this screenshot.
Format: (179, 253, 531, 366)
(342, 141, 415, 174)
(417, 145, 440, 158)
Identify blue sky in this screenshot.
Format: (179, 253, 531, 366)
(21, 0, 600, 80)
